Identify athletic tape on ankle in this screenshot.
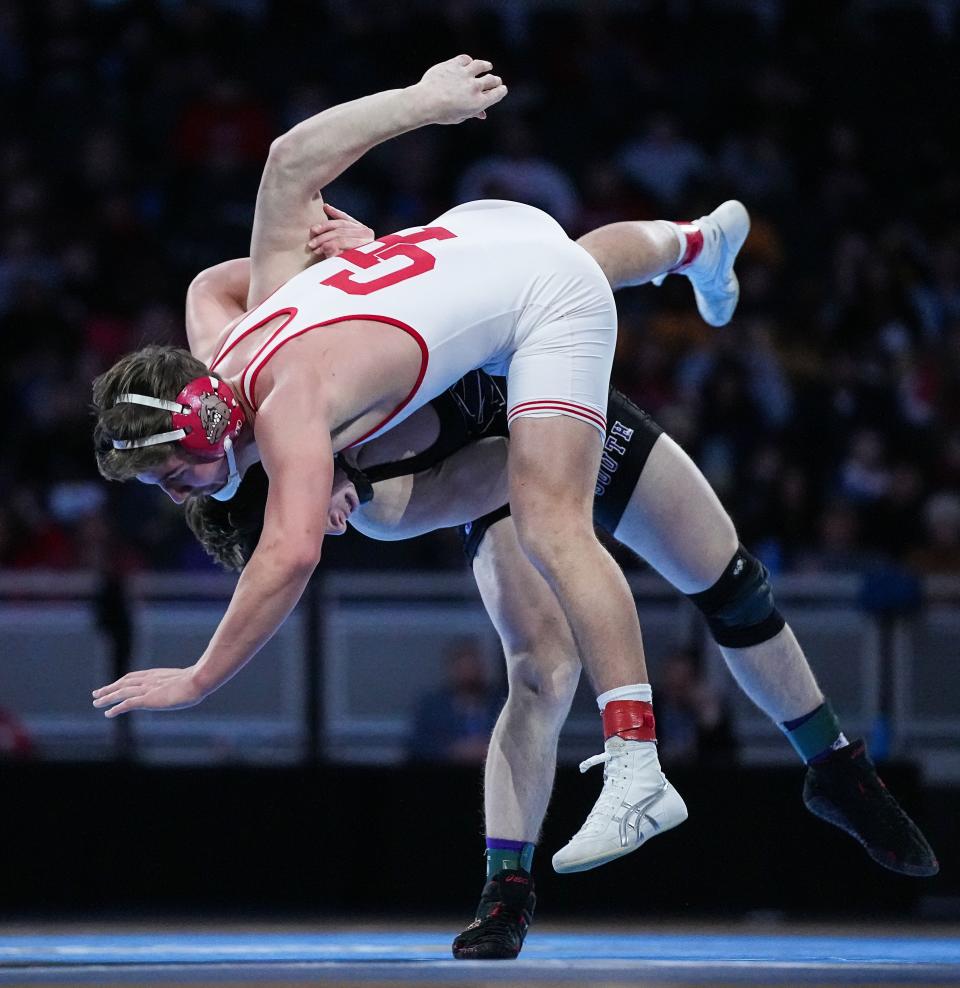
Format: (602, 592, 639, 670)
(602, 700, 656, 741)
(670, 222, 704, 270)
(780, 700, 843, 763)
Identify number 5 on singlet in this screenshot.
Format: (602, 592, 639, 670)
(321, 227, 457, 296)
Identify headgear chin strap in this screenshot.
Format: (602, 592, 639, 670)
(210, 437, 241, 502)
(111, 376, 246, 459)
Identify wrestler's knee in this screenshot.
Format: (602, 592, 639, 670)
(575, 228, 615, 283)
(511, 499, 594, 576)
(688, 544, 786, 648)
(506, 647, 580, 719)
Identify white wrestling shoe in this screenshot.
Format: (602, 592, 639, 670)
(655, 199, 751, 328)
(552, 736, 688, 874)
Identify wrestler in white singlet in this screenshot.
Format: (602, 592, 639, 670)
(209, 200, 616, 446)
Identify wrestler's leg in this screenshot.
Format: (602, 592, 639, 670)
(612, 432, 938, 877)
(577, 200, 750, 327)
(577, 221, 684, 291)
(508, 416, 645, 694)
(453, 514, 580, 960)
(476, 518, 580, 842)
(613, 434, 824, 722)
(507, 415, 688, 874)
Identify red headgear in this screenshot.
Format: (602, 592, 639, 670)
(111, 376, 245, 458)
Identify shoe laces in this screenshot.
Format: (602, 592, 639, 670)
(579, 750, 610, 773)
(574, 745, 632, 835)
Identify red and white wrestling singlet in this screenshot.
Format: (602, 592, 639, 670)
(212, 200, 615, 444)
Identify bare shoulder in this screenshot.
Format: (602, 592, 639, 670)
(199, 313, 245, 368)
(253, 354, 332, 423)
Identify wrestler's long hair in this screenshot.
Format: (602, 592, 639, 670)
(184, 462, 268, 571)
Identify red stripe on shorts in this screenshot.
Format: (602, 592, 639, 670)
(507, 398, 606, 433)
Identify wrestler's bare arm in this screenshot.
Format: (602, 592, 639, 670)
(94, 385, 335, 715)
(190, 386, 334, 697)
(351, 436, 510, 541)
(185, 207, 376, 364)
(248, 54, 506, 308)
(185, 258, 252, 365)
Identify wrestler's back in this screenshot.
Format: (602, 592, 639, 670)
(211, 316, 423, 451)
(209, 200, 586, 448)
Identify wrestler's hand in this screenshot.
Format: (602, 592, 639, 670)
(411, 54, 507, 125)
(307, 203, 375, 259)
(91, 666, 206, 718)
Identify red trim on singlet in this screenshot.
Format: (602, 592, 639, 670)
(243, 315, 430, 449)
(507, 398, 607, 432)
(209, 307, 299, 371)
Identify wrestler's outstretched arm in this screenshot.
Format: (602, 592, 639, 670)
(248, 54, 506, 308)
(94, 383, 336, 716)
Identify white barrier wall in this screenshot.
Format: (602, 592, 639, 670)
(0, 572, 306, 764)
(0, 569, 957, 778)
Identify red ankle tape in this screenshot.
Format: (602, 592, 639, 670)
(671, 222, 704, 271)
(602, 700, 656, 742)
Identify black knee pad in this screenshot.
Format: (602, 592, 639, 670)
(688, 546, 785, 648)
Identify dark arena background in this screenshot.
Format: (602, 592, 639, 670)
(2, 1, 960, 985)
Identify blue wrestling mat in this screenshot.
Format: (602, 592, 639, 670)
(1, 929, 959, 984)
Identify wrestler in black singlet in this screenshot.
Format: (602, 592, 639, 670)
(188, 370, 664, 568)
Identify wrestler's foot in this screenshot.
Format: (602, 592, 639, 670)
(803, 739, 939, 877)
(452, 869, 535, 960)
(552, 736, 688, 873)
(656, 200, 750, 327)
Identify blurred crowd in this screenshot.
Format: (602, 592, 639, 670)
(1, 0, 959, 579)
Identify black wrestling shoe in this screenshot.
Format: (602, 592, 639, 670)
(452, 869, 535, 960)
(803, 739, 939, 877)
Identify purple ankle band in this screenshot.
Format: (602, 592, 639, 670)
(486, 837, 526, 852)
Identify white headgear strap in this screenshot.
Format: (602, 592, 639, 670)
(110, 392, 191, 450)
(210, 437, 241, 502)
(112, 429, 187, 450)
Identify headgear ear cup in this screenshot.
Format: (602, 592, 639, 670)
(170, 377, 245, 457)
(111, 376, 245, 457)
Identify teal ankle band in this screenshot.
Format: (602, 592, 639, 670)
(781, 700, 843, 763)
(486, 842, 535, 878)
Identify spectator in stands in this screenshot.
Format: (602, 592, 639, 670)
(798, 500, 875, 574)
(408, 638, 504, 765)
(616, 113, 708, 207)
